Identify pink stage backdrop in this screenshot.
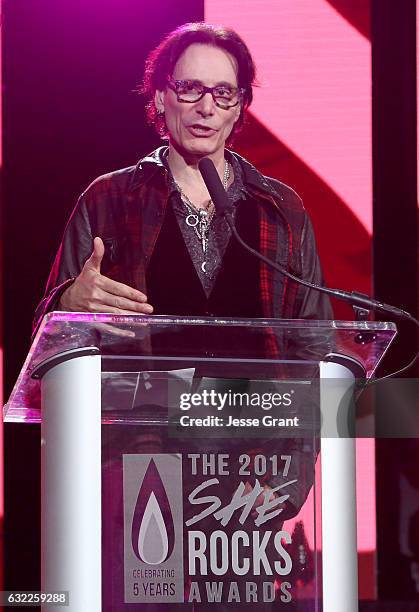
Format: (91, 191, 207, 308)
(0, 0, 3, 521)
(0, 0, 4, 589)
(205, 0, 375, 598)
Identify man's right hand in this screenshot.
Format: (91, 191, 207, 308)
(59, 237, 154, 315)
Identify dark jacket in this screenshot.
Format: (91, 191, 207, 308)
(33, 146, 332, 334)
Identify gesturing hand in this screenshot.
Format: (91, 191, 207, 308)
(59, 237, 154, 315)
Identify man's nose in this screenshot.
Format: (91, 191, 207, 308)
(195, 92, 216, 116)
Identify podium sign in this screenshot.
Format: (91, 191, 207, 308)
(4, 313, 397, 610)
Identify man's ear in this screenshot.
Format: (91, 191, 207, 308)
(154, 90, 165, 114)
(233, 102, 241, 123)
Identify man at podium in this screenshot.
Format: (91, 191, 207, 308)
(33, 22, 331, 334)
(33, 22, 332, 611)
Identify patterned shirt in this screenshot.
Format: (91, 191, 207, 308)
(164, 153, 247, 296)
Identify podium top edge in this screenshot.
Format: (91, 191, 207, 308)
(40, 311, 397, 331)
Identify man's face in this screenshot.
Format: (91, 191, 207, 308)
(155, 43, 241, 160)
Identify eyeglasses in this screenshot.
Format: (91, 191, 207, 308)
(167, 78, 245, 109)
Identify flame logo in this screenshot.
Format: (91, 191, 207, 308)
(131, 459, 175, 564)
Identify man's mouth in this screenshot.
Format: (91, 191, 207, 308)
(187, 124, 216, 136)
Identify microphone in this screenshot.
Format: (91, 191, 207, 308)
(198, 157, 234, 217)
(199, 157, 418, 380)
(198, 157, 418, 357)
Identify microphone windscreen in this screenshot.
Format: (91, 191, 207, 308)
(198, 157, 233, 215)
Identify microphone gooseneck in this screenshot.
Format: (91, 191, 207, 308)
(198, 156, 419, 380)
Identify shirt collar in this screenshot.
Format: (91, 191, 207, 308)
(128, 145, 281, 201)
(128, 146, 168, 192)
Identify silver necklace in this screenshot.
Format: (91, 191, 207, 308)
(175, 160, 230, 272)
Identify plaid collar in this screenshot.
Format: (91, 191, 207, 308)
(127, 146, 283, 203)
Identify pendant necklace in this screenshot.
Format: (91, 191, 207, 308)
(175, 160, 230, 273)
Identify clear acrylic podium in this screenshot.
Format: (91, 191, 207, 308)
(4, 312, 397, 611)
